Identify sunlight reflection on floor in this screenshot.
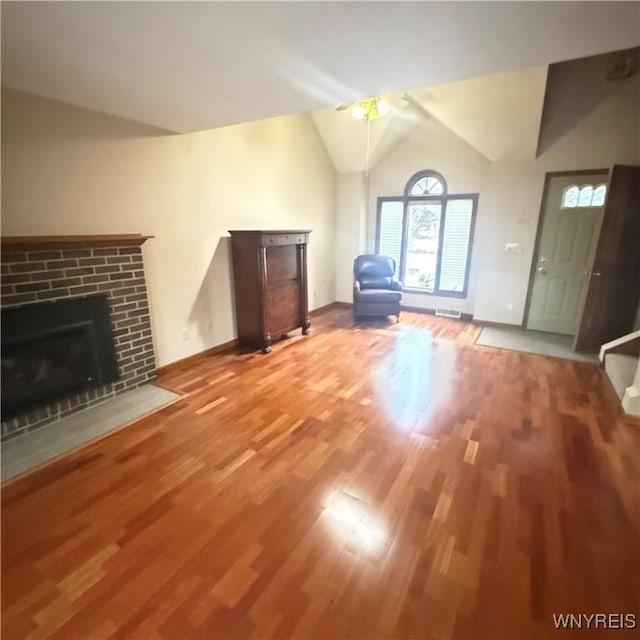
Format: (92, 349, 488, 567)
(321, 489, 388, 557)
(373, 326, 457, 432)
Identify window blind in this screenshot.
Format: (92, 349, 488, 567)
(438, 198, 473, 292)
(378, 199, 403, 271)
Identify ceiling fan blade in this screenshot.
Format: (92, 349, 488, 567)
(385, 95, 410, 109)
(401, 93, 432, 118)
(335, 103, 353, 111)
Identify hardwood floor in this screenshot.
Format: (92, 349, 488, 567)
(2, 308, 639, 639)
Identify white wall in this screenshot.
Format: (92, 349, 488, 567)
(351, 58, 640, 324)
(1, 88, 337, 366)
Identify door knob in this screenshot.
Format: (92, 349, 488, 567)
(592, 272, 601, 277)
(537, 267, 547, 274)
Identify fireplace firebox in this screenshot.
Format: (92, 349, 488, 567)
(1, 295, 119, 420)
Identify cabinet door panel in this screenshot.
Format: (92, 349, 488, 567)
(266, 245, 298, 283)
(267, 283, 300, 333)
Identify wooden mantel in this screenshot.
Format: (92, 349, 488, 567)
(1, 234, 154, 251)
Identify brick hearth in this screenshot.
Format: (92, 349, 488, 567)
(1, 239, 156, 440)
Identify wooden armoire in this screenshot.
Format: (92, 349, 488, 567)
(228, 230, 311, 353)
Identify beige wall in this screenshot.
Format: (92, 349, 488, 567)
(353, 60, 640, 324)
(1, 88, 337, 366)
(335, 172, 367, 302)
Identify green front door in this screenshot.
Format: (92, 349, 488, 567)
(527, 173, 606, 335)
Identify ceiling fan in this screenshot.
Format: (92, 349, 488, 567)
(335, 94, 410, 121)
(334, 93, 427, 173)
(335, 94, 410, 173)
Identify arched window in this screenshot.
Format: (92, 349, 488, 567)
(561, 183, 607, 208)
(405, 170, 447, 197)
(592, 184, 607, 206)
(377, 170, 477, 297)
(562, 186, 580, 208)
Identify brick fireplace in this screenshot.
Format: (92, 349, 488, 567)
(1, 235, 156, 440)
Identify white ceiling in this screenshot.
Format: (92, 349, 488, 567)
(2, 2, 639, 133)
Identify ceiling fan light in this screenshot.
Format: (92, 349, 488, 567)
(351, 103, 366, 120)
(377, 98, 391, 117)
(349, 96, 392, 121)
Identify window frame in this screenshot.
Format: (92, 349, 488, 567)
(375, 173, 478, 299)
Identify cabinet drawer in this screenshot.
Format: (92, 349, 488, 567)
(263, 233, 306, 247)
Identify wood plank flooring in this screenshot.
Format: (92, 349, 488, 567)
(2, 309, 639, 639)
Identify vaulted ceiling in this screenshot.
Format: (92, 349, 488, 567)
(412, 67, 549, 163)
(2, 2, 638, 133)
(311, 65, 550, 173)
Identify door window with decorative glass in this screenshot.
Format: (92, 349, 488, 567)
(561, 183, 607, 208)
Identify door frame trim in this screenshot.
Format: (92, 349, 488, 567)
(522, 168, 609, 331)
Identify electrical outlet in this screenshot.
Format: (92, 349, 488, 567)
(507, 302, 514, 311)
(182, 327, 190, 341)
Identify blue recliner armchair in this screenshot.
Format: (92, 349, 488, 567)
(353, 254, 403, 322)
